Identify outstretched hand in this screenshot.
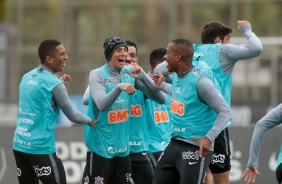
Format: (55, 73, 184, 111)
(242, 167, 261, 184)
(151, 73, 165, 89)
(60, 74, 71, 85)
(192, 136, 211, 157)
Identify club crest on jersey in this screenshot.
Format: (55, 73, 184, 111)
(123, 71, 131, 77)
(104, 79, 111, 86)
(193, 68, 201, 75)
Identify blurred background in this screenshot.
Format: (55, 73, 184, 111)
(1, 0, 282, 127)
(0, 0, 282, 183)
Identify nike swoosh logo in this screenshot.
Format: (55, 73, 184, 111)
(188, 162, 198, 165)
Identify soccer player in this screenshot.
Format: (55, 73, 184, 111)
(13, 39, 96, 184)
(146, 48, 172, 169)
(152, 38, 231, 184)
(154, 20, 263, 184)
(82, 37, 166, 184)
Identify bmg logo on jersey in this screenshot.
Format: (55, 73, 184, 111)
(33, 166, 51, 177)
(182, 151, 199, 160)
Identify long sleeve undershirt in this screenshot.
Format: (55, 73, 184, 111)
(154, 24, 263, 78)
(247, 104, 282, 168)
(88, 64, 166, 112)
(159, 74, 231, 145)
(39, 64, 92, 125)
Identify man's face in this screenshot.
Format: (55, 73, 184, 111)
(125, 46, 138, 65)
(47, 44, 68, 73)
(108, 46, 128, 70)
(164, 43, 178, 73)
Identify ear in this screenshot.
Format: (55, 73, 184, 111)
(214, 37, 220, 44)
(176, 53, 181, 61)
(45, 56, 53, 64)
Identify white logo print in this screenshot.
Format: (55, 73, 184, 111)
(34, 166, 51, 177)
(83, 176, 89, 184)
(116, 97, 124, 103)
(26, 76, 38, 86)
(94, 176, 104, 184)
(104, 79, 111, 86)
(193, 68, 201, 75)
(17, 168, 21, 176)
(188, 161, 198, 165)
(175, 87, 180, 94)
(211, 154, 225, 164)
(126, 173, 132, 183)
(182, 151, 199, 160)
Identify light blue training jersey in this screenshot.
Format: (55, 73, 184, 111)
(85, 64, 134, 158)
(13, 68, 63, 154)
(193, 43, 233, 107)
(170, 61, 217, 139)
(277, 145, 282, 169)
(146, 93, 172, 153)
(129, 89, 149, 153)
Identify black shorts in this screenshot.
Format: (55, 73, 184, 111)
(148, 151, 163, 170)
(276, 162, 282, 183)
(82, 151, 132, 184)
(209, 128, 231, 174)
(130, 152, 154, 184)
(153, 139, 212, 184)
(13, 149, 66, 184)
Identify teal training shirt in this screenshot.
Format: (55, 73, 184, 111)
(13, 68, 63, 154)
(170, 61, 217, 139)
(193, 43, 233, 107)
(129, 89, 148, 153)
(146, 94, 172, 153)
(85, 64, 134, 158)
(277, 145, 282, 169)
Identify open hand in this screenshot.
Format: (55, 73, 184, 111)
(242, 167, 261, 184)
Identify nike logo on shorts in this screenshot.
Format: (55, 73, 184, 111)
(188, 161, 198, 165)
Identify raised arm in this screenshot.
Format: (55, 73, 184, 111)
(220, 20, 263, 62)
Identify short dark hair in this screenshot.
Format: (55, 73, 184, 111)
(125, 40, 138, 55)
(171, 38, 193, 47)
(200, 21, 233, 44)
(149, 48, 166, 68)
(38, 39, 61, 63)
(171, 38, 194, 58)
